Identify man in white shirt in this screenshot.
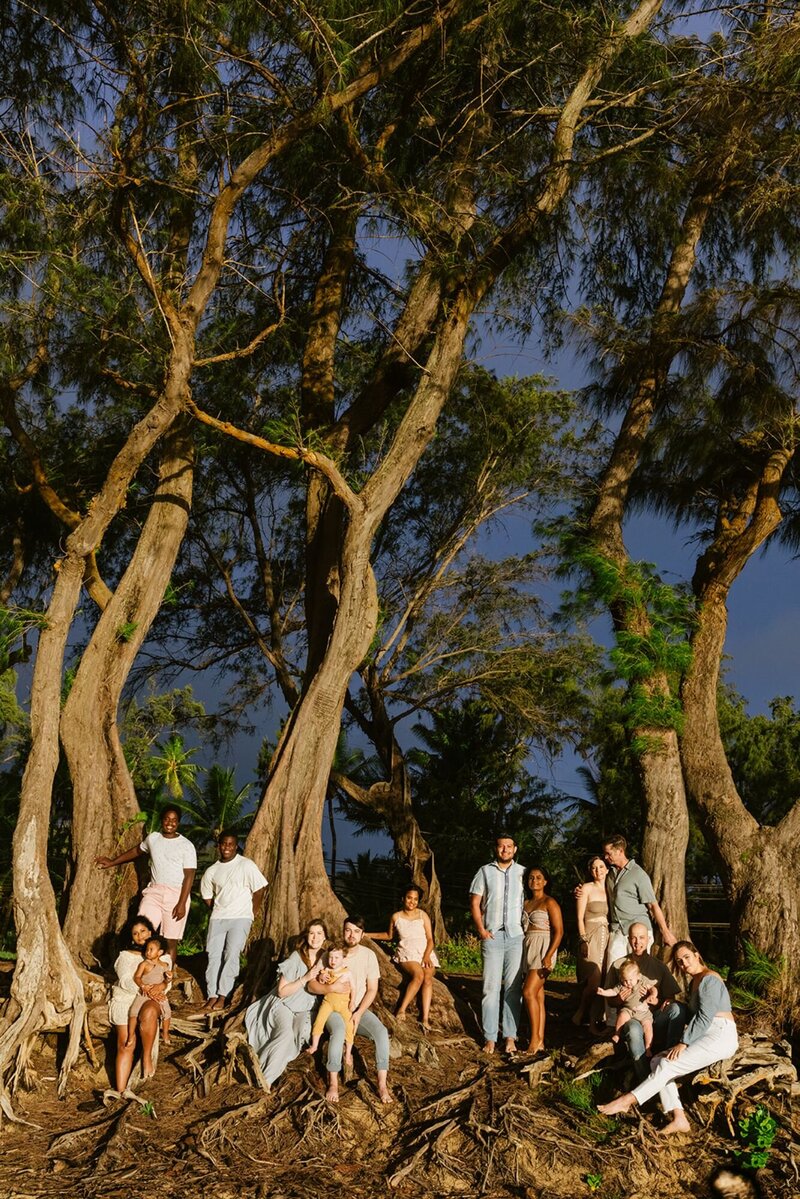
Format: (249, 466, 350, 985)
(200, 831, 267, 1009)
(96, 805, 197, 962)
(307, 915, 392, 1104)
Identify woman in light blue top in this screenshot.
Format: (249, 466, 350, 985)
(245, 919, 328, 1087)
(598, 940, 737, 1134)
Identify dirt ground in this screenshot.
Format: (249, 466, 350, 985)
(0, 973, 797, 1199)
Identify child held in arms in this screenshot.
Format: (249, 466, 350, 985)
(126, 936, 173, 1052)
(597, 957, 658, 1054)
(305, 943, 354, 1068)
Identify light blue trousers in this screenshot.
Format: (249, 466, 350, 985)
(205, 918, 252, 999)
(324, 1009, 390, 1074)
(481, 931, 524, 1042)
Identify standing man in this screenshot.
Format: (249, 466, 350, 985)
(200, 831, 267, 1010)
(307, 914, 393, 1105)
(96, 804, 197, 963)
(603, 834, 677, 965)
(604, 922, 685, 1080)
(469, 833, 526, 1055)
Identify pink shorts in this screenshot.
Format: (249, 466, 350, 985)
(138, 883, 189, 940)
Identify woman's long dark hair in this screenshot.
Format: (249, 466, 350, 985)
(296, 918, 329, 968)
(121, 915, 157, 952)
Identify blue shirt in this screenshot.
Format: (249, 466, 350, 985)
(469, 861, 526, 937)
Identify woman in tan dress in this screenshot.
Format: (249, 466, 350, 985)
(573, 855, 609, 1027)
(521, 867, 563, 1054)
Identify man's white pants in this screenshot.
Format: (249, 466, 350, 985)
(632, 1017, 738, 1112)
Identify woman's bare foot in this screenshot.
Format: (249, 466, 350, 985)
(524, 1041, 543, 1055)
(597, 1093, 636, 1116)
(142, 1058, 155, 1079)
(161, 1035, 171, 1046)
(395, 1009, 407, 1021)
(421, 1022, 432, 1034)
(661, 1111, 691, 1135)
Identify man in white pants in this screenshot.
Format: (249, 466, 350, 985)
(201, 831, 267, 1009)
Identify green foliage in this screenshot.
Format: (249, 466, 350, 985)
(435, 935, 482, 975)
(562, 541, 695, 747)
(730, 941, 784, 1011)
(116, 620, 139, 643)
(735, 1104, 778, 1172)
(718, 685, 800, 824)
(585, 1173, 603, 1193)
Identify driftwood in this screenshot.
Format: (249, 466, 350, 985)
(692, 1032, 798, 1131)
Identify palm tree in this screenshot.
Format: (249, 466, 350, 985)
(150, 733, 200, 800)
(179, 765, 252, 862)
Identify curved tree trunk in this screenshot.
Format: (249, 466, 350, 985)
(681, 444, 800, 973)
(0, 383, 185, 1100)
(61, 422, 195, 967)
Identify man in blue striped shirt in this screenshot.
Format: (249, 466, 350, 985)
(469, 834, 527, 1054)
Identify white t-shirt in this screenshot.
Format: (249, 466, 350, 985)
(200, 854, 268, 920)
(140, 831, 197, 888)
(344, 942, 380, 1009)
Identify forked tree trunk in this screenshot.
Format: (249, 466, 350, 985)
(0, 383, 185, 1101)
(681, 447, 800, 973)
(61, 423, 195, 967)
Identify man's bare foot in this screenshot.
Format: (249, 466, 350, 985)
(212, 996, 227, 1010)
(597, 1094, 636, 1116)
(325, 1084, 339, 1103)
(611, 1034, 619, 1044)
(482, 1041, 496, 1055)
(378, 1085, 394, 1104)
(661, 1111, 691, 1135)
(503, 1038, 517, 1055)
(201, 997, 217, 1011)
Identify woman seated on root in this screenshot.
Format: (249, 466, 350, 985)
(597, 940, 738, 1134)
(109, 916, 172, 1090)
(521, 867, 563, 1055)
(370, 885, 439, 1032)
(244, 919, 328, 1087)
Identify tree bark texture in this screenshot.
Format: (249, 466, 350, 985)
(681, 446, 800, 972)
(0, 378, 187, 1099)
(61, 422, 195, 968)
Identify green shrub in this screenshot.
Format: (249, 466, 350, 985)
(436, 935, 482, 974)
(735, 1104, 777, 1172)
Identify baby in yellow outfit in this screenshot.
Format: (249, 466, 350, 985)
(306, 945, 354, 1066)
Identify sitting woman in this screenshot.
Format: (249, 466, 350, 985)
(598, 940, 738, 1134)
(244, 919, 327, 1087)
(521, 867, 563, 1055)
(573, 855, 609, 1028)
(370, 885, 439, 1032)
(109, 916, 171, 1091)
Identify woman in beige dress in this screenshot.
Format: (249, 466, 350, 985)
(573, 855, 609, 1027)
(521, 867, 563, 1054)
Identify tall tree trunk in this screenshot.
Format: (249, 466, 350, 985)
(681, 444, 800, 973)
(61, 422, 195, 967)
(0, 381, 186, 1100)
(584, 171, 736, 941)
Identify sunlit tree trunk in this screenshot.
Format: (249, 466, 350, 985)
(61, 422, 194, 967)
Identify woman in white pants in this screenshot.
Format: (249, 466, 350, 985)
(598, 940, 737, 1134)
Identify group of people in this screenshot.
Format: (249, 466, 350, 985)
(469, 832, 738, 1134)
(98, 809, 738, 1128)
(97, 806, 268, 1090)
(97, 806, 436, 1101)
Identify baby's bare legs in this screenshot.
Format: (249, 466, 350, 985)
(612, 1009, 632, 1044)
(642, 1018, 653, 1056)
(161, 1016, 171, 1045)
(124, 1015, 137, 1048)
